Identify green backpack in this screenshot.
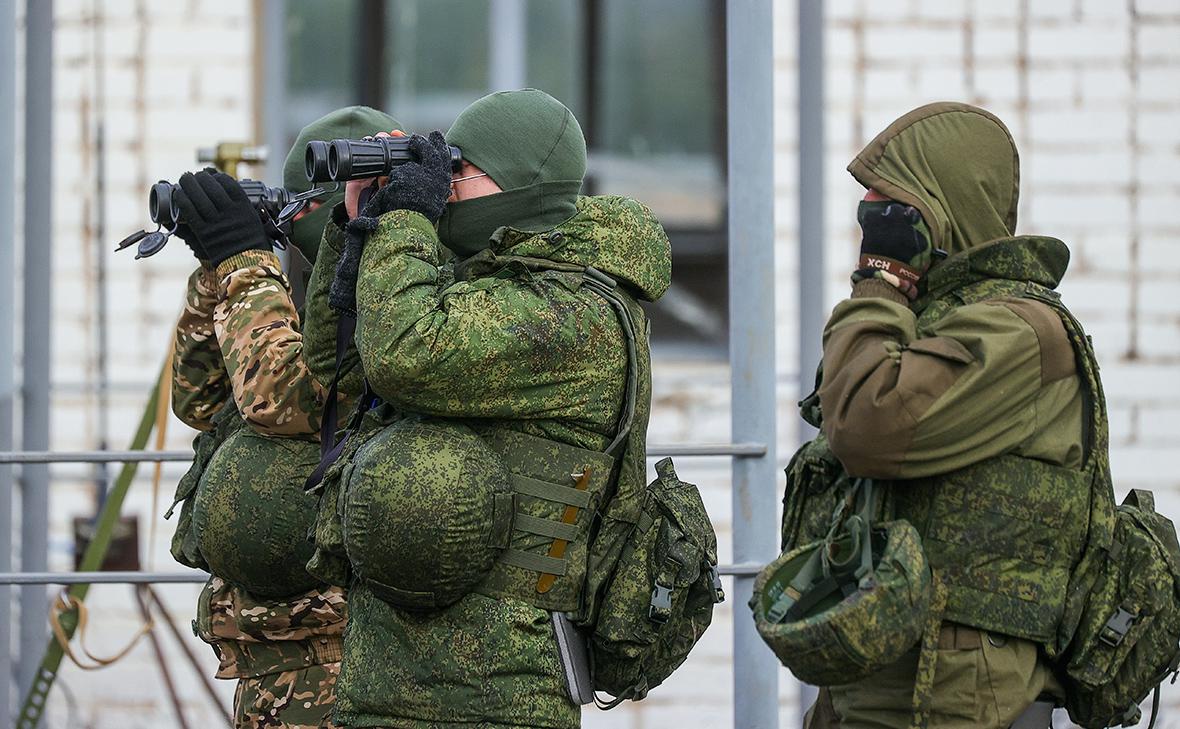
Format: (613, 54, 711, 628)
(1036, 292, 1180, 728)
(587, 457, 724, 705)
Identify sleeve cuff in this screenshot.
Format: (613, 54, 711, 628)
(852, 278, 910, 305)
(215, 250, 283, 279)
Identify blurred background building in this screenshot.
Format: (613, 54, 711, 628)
(1, 0, 1178, 726)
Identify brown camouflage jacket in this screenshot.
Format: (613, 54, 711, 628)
(172, 266, 231, 430)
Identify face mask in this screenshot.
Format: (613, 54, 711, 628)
(288, 198, 340, 266)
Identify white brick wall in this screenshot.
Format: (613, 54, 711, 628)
(15, 0, 1180, 727)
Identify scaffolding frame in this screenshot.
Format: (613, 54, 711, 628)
(0, 1, 813, 726)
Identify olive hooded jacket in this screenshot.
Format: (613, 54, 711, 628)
(818, 102, 1084, 481)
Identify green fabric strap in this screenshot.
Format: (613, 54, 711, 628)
(513, 513, 579, 542)
(499, 549, 568, 576)
(582, 269, 639, 456)
(511, 474, 593, 508)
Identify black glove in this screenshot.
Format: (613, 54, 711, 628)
(174, 169, 271, 266)
(329, 216, 377, 315)
(360, 132, 453, 222)
(851, 200, 933, 299)
(171, 219, 208, 263)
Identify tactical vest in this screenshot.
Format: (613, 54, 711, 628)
(472, 264, 645, 616)
(890, 277, 1105, 643)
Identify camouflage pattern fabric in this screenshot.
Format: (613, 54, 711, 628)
(233, 662, 341, 729)
(168, 235, 354, 724)
(195, 577, 346, 678)
(172, 266, 231, 430)
(212, 249, 335, 437)
(326, 195, 670, 728)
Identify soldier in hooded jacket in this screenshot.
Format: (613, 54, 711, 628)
(312, 89, 670, 728)
(799, 102, 1096, 728)
(169, 106, 400, 729)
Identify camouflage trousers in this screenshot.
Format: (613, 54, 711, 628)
(807, 624, 1062, 729)
(233, 661, 341, 729)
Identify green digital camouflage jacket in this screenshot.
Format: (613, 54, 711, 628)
(333, 195, 671, 729)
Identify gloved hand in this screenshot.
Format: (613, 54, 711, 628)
(171, 218, 208, 264)
(359, 131, 453, 223)
(329, 217, 376, 315)
(174, 168, 271, 266)
(851, 200, 933, 300)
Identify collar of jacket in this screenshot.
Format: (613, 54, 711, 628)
(913, 235, 1071, 312)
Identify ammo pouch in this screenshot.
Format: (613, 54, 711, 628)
(587, 458, 723, 705)
(166, 404, 247, 571)
(1057, 489, 1180, 729)
(780, 433, 854, 552)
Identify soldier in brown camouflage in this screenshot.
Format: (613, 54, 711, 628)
(171, 252, 346, 729)
(168, 107, 401, 728)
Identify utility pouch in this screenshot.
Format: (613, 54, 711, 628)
(1059, 489, 1180, 729)
(781, 434, 855, 552)
(166, 404, 247, 571)
(587, 458, 722, 707)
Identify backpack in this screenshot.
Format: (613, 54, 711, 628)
(587, 457, 724, 705)
(1057, 489, 1180, 728)
(1023, 288, 1180, 728)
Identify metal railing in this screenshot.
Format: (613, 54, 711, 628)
(0, 442, 770, 587)
(0, 442, 768, 465)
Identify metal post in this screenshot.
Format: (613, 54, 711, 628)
(19, 0, 53, 705)
(488, 0, 527, 91)
(260, 0, 290, 274)
(726, 2, 778, 727)
(797, 0, 826, 720)
(0, 1, 15, 720)
(798, 0, 825, 438)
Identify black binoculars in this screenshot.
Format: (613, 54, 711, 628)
(304, 136, 463, 183)
(149, 179, 294, 229)
(118, 177, 323, 259)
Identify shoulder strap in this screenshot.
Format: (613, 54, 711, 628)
(579, 266, 640, 458)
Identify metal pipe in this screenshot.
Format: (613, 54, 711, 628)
(0, 443, 770, 464)
(488, 0, 527, 91)
(726, 2, 779, 727)
(0, 565, 764, 585)
(0, 1, 15, 720)
(260, 0, 290, 276)
(797, 1, 826, 719)
(0, 573, 209, 586)
(19, 0, 54, 703)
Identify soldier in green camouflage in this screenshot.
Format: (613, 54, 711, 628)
(321, 90, 670, 728)
(797, 102, 1093, 728)
(168, 106, 401, 729)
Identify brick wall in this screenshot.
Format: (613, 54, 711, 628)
(18, 0, 1180, 727)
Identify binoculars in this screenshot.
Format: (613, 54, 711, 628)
(149, 178, 295, 229)
(304, 135, 463, 183)
(118, 177, 323, 259)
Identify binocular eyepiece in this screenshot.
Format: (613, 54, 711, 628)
(304, 136, 463, 183)
(149, 179, 293, 229)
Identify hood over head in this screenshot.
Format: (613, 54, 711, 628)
(282, 105, 402, 264)
(848, 102, 1019, 256)
(463, 195, 671, 302)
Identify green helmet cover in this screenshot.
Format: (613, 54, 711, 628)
(193, 428, 325, 597)
(342, 417, 514, 611)
(282, 105, 403, 265)
(751, 518, 932, 686)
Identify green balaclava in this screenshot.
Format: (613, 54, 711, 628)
(438, 89, 587, 258)
(282, 105, 402, 264)
(847, 101, 1019, 256)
